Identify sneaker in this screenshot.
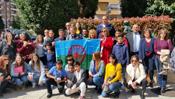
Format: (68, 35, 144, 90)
(32, 83, 36, 88)
(47, 93, 52, 98)
(161, 88, 166, 94)
(112, 91, 120, 98)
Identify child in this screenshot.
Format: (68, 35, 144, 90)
(112, 34, 129, 85)
(65, 61, 86, 99)
(46, 59, 67, 98)
(45, 42, 56, 70)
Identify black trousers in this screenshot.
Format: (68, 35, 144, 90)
(0, 80, 9, 94)
(128, 79, 147, 93)
(46, 78, 65, 94)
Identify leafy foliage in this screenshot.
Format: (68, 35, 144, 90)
(121, 0, 147, 17)
(14, 0, 98, 34)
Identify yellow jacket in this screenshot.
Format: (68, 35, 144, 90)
(104, 63, 122, 83)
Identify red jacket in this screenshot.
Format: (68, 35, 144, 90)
(101, 37, 113, 65)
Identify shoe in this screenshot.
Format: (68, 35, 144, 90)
(32, 83, 36, 88)
(161, 88, 166, 94)
(0, 93, 3, 97)
(112, 91, 120, 98)
(131, 89, 136, 93)
(97, 88, 102, 94)
(149, 82, 153, 88)
(47, 93, 52, 98)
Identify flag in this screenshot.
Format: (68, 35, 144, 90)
(55, 39, 100, 70)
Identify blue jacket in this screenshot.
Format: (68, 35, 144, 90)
(96, 23, 115, 37)
(139, 38, 155, 60)
(89, 60, 105, 77)
(112, 43, 129, 65)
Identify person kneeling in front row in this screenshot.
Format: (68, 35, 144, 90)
(46, 59, 67, 98)
(101, 54, 122, 97)
(65, 61, 86, 99)
(126, 55, 147, 99)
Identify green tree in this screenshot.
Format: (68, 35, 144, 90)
(0, 17, 4, 31)
(14, 0, 98, 34)
(121, 0, 147, 17)
(78, 0, 98, 17)
(146, 0, 175, 17)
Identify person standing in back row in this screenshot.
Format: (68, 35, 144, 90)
(126, 24, 142, 56)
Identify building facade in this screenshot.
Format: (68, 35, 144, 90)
(0, 0, 17, 28)
(95, 0, 121, 19)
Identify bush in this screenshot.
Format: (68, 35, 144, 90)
(69, 16, 173, 36)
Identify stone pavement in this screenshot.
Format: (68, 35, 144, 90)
(1, 85, 175, 99)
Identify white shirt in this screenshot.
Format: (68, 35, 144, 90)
(133, 32, 141, 52)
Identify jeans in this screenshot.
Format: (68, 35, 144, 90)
(46, 78, 65, 94)
(143, 56, 155, 81)
(101, 82, 122, 97)
(12, 75, 28, 86)
(155, 57, 167, 89)
(87, 76, 103, 91)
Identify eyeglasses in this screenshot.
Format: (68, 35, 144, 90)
(102, 31, 107, 32)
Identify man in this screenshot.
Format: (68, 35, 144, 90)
(96, 16, 115, 37)
(46, 60, 67, 98)
(54, 29, 66, 41)
(43, 30, 55, 47)
(126, 24, 142, 56)
(65, 61, 86, 99)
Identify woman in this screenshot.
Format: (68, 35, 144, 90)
(154, 29, 173, 93)
(16, 33, 35, 63)
(0, 55, 11, 96)
(0, 32, 16, 62)
(100, 28, 113, 65)
(28, 53, 45, 87)
(35, 34, 46, 65)
(10, 54, 31, 87)
(88, 29, 97, 39)
(139, 29, 155, 87)
(126, 55, 147, 98)
(88, 52, 105, 93)
(75, 22, 82, 34)
(101, 54, 122, 97)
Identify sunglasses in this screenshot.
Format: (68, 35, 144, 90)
(67, 59, 73, 61)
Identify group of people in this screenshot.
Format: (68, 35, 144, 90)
(0, 15, 175, 99)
